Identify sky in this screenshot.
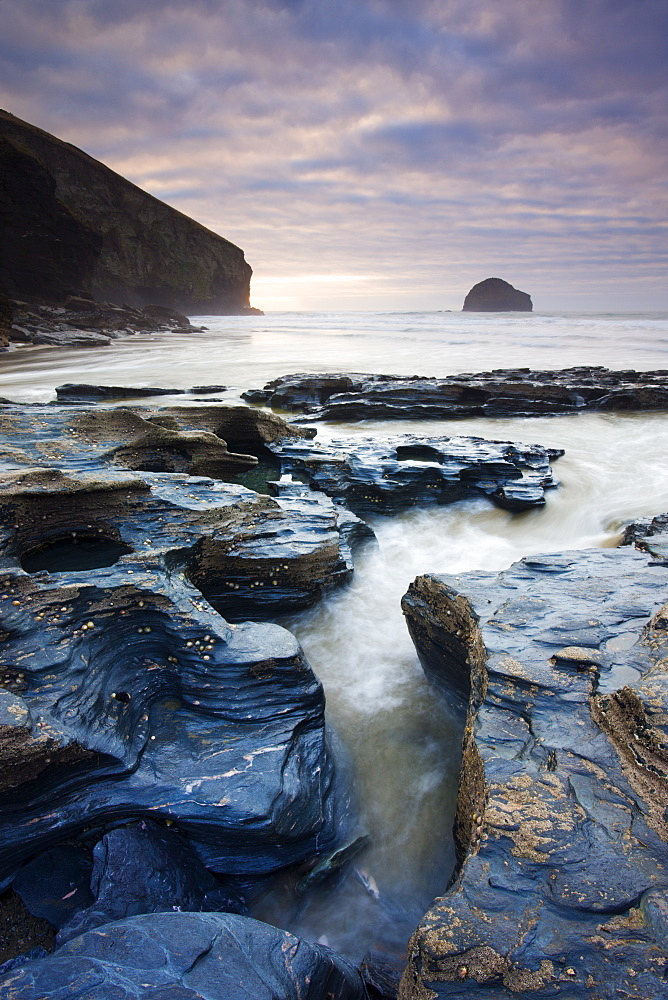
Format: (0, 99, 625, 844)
(0, 0, 666, 312)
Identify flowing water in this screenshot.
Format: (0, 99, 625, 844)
(2, 310, 668, 962)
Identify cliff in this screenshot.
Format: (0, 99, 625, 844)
(0, 110, 256, 314)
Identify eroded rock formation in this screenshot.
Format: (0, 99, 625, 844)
(0, 555, 346, 887)
(462, 277, 532, 312)
(0, 911, 367, 999)
(0, 399, 377, 966)
(621, 512, 668, 562)
(400, 547, 668, 998)
(270, 433, 562, 512)
(3, 298, 200, 349)
(0, 109, 258, 314)
(244, 367, 668, 420)
(7, 392, 659, 997)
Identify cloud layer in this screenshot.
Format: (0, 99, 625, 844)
(1, 0, 666, 309)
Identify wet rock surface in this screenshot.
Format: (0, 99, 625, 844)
(0, 400, 365, 616)
(0, 557, 344, 888)
(0, 400, 372, 975)
(0, 911, 368, 999)
(622, 512, 668, 562)
(55, 383, 227, 402)
(0, 396, 597, 993)
(270, 433, 563, 512)
(400, 547, 668, 998)
(244, 367, 668, 420)
(55, 821, 244, 943)
(0, 401, 301, 480)
(4, 298, 200, 349)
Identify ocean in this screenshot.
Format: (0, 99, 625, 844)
(2, 309, 668, 961)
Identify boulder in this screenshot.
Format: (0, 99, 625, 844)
(55, 821, 243, 943)
(462, 277, 532, 312)
(400, 547, 668, 998)
(0, 911, 367, 999)
(244, 367, 668, 420)
(0, 110, 259, 314)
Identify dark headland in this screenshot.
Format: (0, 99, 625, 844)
(0, 109, 262, 332)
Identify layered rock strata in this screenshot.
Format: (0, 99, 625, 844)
(0, 396, 573, 994)
(270, 433, 563, 512)
(0, 398, 377, 993)
(0, 549, 345, 888)
(0, 911, 367, 999)
(244, 367, 668, 420)
(0, 400, 562, 517)
(400, 547, 668, 998)
(0, 109, 257, 314)
(621, 513, 668, 563)
(0, 401, 303, 482)
(3, 298, 201, 349)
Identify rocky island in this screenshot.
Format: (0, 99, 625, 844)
(462, 277, 533, 312)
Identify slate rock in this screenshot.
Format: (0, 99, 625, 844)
(400, 547, 668, 999)
(21, 328, 112, 348)
(462, 277, 532, 312)
(269, 433, 562, 513)
(0, 464, 365, 619)
(622, 511, 668, 563)
(0, 403, 365, 619)
(0, 560, 347, 889)
(56, 384, 187, 402)
(4, 299, 205, 348)
(0, 946, 49, 976)
(0, 402, 293, 481)
(57, 820, 243, 943)
(13, 846, 93, 929)
(140, 304, 192, 327)
(0, 911, 368, 999)
(244, 368, 668, 420)
(360, 949, 404, 999)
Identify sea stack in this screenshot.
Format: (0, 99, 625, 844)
(0, 109, 257, 315)
(462, 277, 533, 312)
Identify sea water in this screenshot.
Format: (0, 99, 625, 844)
(2, 310, 668, 961)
